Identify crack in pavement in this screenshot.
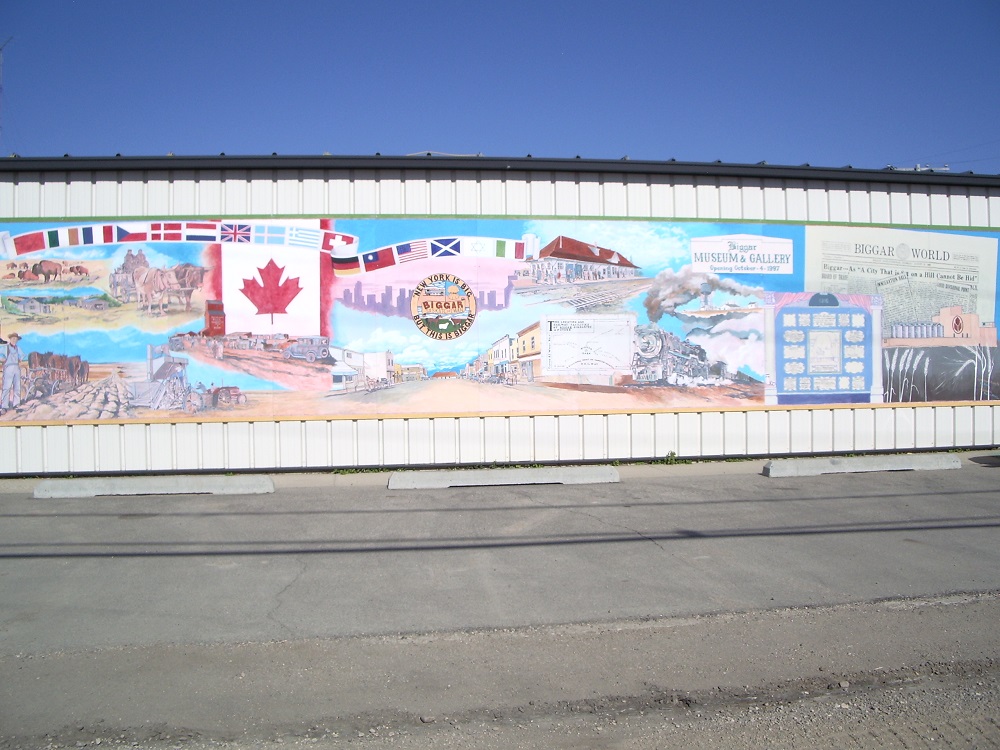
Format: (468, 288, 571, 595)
(266, 556, 307, 636)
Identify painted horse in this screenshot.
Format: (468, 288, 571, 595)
(132, 266, 181, 315)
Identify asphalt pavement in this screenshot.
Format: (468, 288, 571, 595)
(1, 450, 999, 748)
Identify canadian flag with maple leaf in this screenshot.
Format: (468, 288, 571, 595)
(220, 244, 325, 336)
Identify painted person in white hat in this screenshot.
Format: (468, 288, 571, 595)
(0, 332, 24, 413)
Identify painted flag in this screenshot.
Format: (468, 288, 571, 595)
(116, 226, 148, 242)
(362, 248, 396, 272)
(221, 223, 252, 243)
(495, 240, 507, 258)
(331, 255, 362, 276)
(185, 222, 219, 242)
(287, 226, 323, 249)
(149, 222, 183, 241)
(396, 239, 429, 263)
(322, 231, 355, 252)
(221, 243, 323, 336)
(13, 232, 45, 254)
(515, 241, 525, 260)
(431, 238, 461, 257)
(254, 225, 286, 245)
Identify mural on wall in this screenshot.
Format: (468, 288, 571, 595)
(0, 217, 996, 423)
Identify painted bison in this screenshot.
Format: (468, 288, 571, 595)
(31, 260, 62, 283)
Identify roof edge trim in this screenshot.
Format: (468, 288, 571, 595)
(0, 154, 997, 187)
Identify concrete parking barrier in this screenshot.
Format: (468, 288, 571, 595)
(763, 452, 962, 478)
(34, 474, 275, 498)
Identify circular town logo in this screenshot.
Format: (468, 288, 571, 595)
(410, 273, 477, 340)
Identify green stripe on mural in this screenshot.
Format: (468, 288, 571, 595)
(496, 240, 506, 257)
(47, 230, 60, 247)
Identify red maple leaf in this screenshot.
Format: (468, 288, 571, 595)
(240, 259, 303, 324)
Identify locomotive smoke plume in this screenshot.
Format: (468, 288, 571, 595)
(643, 266, 763, 322)
(644, 266, 767, 377)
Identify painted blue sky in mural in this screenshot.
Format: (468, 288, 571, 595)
(2, 1, 998, 174)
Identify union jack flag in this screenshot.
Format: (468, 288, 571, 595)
(221, 223, 252, 243)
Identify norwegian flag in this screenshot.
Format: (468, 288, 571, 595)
(221, 223, 252, 243)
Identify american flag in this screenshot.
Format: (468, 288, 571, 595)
(396, 239, 429, 263)
(221, 224, 252, 243)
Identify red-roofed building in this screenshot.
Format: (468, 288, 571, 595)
(531, 235, 640, 284)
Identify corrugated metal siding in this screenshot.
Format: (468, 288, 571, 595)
(1, 164, 999, 474)
(3, 168, 999, 226)
(0, 407, 995, 475)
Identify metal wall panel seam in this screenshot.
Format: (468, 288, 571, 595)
(575, 413, 583, 461)
(403, 418, 410, 466)
(990, 194, 1000, 227)
(950, 186, 970, 227)
(602, 414, 609, 459)
(90, 424, 99, 473)
(66, 423, 75, 473)
(225, 422, 234, 469)
(345, 419, 354, 467)
(116, 423, 125, 472)
(297, 419, 306, 469)
(378, 418, 385, 468)
(169, 422, 178, 472)
(39, 424, 47, 473)
(322, 418, 331, 468)
(929, 184, 950, 227)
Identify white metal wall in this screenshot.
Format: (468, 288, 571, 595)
(2, 170, 1000, 226)
(1, 166, 999, 474)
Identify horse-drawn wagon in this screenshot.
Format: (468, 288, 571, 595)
(21, 352, 90, 401)
(109, 261, 207, 314)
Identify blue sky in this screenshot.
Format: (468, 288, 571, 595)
(2, 0, 999, 173)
